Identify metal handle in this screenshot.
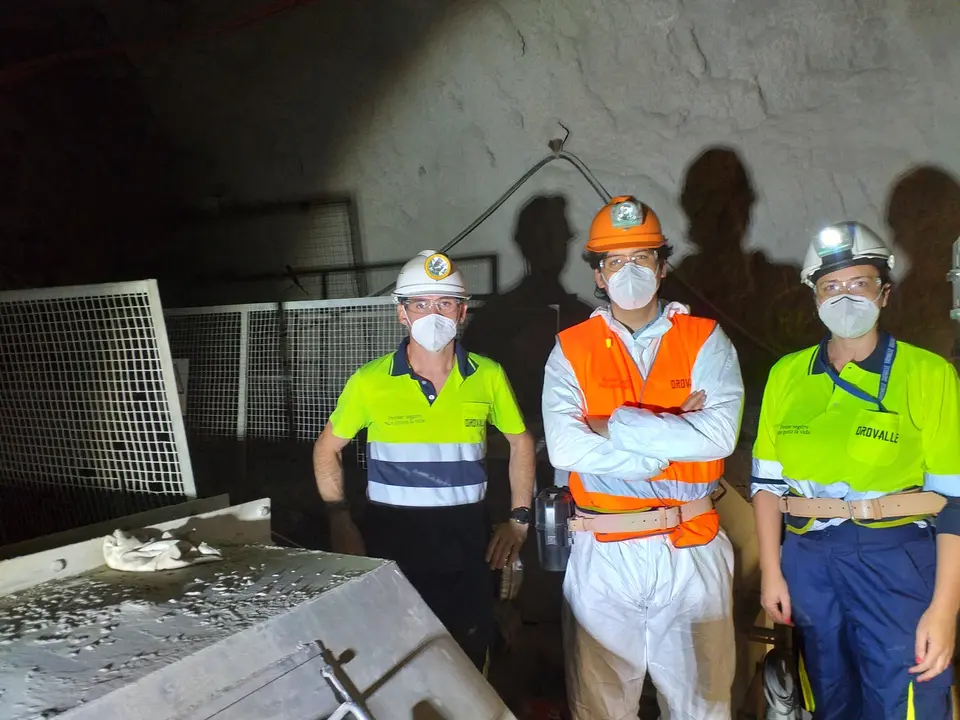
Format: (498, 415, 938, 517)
(319, 659, 375, 720)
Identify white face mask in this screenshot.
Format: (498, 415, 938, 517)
(817, 294, 880, 339)
(605, 263, 659, 310)
(408, 313, 458, 352)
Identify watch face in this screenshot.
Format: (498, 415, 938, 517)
(511, 507, 531, 524)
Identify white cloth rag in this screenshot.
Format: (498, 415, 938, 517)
(103, 528, 222, 572)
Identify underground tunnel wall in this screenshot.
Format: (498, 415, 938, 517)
(91, 2, 958, 331)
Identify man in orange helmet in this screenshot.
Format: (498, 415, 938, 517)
(542, 196, 745, 719)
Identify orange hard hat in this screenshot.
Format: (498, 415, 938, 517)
(586, 195, 665, 252)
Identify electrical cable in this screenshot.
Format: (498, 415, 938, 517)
(368, 149, 610, 297)
(368, 147, 785, 358)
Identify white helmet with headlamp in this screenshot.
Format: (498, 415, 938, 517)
(800, 222, 895, 289)
(393, 250, 469, 353)
(802, 222, 895, 340)
(393, 250, 470, 299)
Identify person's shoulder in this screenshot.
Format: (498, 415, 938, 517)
(351, 351, 397, 380)
(893, 339, 956, 375)
(670, 312, 728, 346)
(557, 313, 604, 338)
(768, 344, 819, 379)
(894, 338, 950, 364)
(464, 350, 504, 375)
(672, 313, 717, 330)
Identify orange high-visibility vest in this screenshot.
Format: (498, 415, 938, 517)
(556, 314, 724, 547)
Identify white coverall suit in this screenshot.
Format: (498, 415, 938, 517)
(542, 305, 745, 720)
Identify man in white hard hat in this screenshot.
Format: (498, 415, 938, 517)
(313, 250, 536, 672)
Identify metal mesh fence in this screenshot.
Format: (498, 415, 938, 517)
(199, 254, 498, 308)
(0, 280, 196, 545)
(166, 299, 406, 454)
(165, 297, 483, 466)
(165, 311, 243, 437)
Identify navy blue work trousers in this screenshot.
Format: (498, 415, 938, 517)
(782, 522, 954, 720)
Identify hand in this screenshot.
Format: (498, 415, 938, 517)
(585, 416, 610, 438)
(910, 604, 957, 682)
(761, 570, 792, 625)
(486, 520, 528, 570)
(681, 390, 706, 412)
(329, 513, 366, 557)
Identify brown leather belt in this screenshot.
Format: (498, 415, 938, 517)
(568, 495, 716, 534)
(778, 491, 946, 520)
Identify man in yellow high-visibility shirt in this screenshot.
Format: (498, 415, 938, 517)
(313, 250, 536, 672)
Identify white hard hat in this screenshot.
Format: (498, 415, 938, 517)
(800, 221, 895, 288)
(393, 250, 470, 299)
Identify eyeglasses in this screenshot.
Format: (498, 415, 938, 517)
(399, 297, 463, 314)
(816, 276, 883, 297)
(600, 251, 659, 272)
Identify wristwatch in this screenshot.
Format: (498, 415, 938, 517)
(510, 506, 532, 525)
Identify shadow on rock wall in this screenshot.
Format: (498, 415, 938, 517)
(461, 195, 593, 710)
(883, 165, 960, 359)
(462, 194, 594, 442)
(462, 193, 592, 552)
(661, 146, 821, 405)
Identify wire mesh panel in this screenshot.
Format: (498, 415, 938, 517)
(165, 310, 244, 437)
(245, 307, 288, 440)
(295, 203, 359, 298)
(0, 280, 195, 545)
(291, 300, 408, 441)
(244, 298, 407, 442)
(165, 298, 484, 471)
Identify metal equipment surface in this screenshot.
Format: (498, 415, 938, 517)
(0, 500, 515, 720)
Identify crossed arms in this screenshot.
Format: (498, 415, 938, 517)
(541, 325, 744, 478)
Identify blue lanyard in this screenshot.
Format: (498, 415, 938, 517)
(818, 335, 897, 413)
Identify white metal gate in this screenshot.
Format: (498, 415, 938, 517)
(0, 280, 196, 545)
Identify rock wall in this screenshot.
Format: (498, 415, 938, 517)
(99, 0, 960, 362)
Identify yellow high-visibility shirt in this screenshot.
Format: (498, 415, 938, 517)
(329, 339, 526, 508)
(750, 334, 960, 533)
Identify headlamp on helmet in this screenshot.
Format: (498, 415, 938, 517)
(814, 224, 855, 258)
(610, 200, 644, 229)
(800, 221, 894, 288)
(424, 252, 452, 281)
(393, 249, 469, 300)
